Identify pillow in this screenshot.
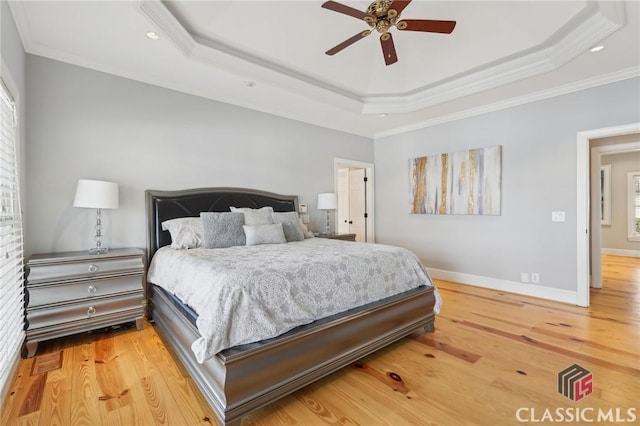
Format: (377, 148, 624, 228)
(200, 212, 246, 248)
(243, 224, 286, 246)
(230, 206, 274, 225)
(271, 212, 305, 242)
(161, 217, 203, 249)
(299, 218, 315, 239)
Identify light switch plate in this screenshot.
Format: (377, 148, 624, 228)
(299, 203, 307, 213)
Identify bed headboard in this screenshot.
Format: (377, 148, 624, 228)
(145, 187, 298, 260)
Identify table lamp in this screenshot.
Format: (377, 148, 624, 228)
(317, 193, 337, 234)
(73, 179, 119, 254)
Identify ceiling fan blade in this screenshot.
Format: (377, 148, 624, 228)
(322, 1, 371, 21)
(388, 0, 412, 16)
(380, 33, 398, 66)
(398, 19, 457, 34)
(326, 31, 371, 56)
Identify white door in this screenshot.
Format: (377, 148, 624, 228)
(337, 168, 350, 234)
(334, 158, 375, 243)
(349, 169, 366, 242)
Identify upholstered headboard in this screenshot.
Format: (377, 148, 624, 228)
(145, 187, 298, 260)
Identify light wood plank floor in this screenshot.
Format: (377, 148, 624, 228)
(2, 255, 638, 425)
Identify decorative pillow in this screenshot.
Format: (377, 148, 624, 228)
(271, 212, 305, 242)
(161, 217, 203, 249)
(243, 224, 286, 246)
(230, 206, 274, 225)
(200, 212, 246, 248)
(299, 218, 315, 239)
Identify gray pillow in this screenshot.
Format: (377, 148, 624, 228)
(230, 206, 274, 225)
(243, 224, 286, 246)
(200, 212, 246, 248)
(161, 217, 203, 249)
(271, 212, 305, 242)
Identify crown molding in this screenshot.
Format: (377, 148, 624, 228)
(139, 0, 626, 116)
(374, 67, 640, 139)
(7, 1, 35, 53)
(363, 1, 625, 114)
(138, 0, 362, 109)
(138, 0, 195, 56)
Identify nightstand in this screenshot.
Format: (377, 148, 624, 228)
(315, 233, 357, 242)
(24, 248, 145, 358)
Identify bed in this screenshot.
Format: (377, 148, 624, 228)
(145, 187, 437, 426)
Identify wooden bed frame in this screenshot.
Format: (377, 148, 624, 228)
(145, 187, 436, 426)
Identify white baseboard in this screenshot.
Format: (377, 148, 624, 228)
(601, 248, 640, 258)
(426, 268, 579, 305)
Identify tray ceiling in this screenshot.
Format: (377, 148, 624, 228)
(8, 0, 640, 138)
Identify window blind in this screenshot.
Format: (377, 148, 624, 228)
(0, 79, 24, 397)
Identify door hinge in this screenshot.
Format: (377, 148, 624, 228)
(363, 176, 368, 182)
(364, 213, 368, 218)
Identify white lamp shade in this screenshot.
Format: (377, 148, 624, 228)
(317, 193, 337, 210)
(73, 179, 119, 209)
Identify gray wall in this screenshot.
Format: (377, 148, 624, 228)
(374, 77, 640, 293)
(601, 150, 640, 251)
(25, 55, 373, 255)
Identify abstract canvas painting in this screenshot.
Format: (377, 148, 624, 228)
(410, 146, 502, 215)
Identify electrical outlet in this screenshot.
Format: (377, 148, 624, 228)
(531, 273, 540, 283)
(299, 203, 307, 213)
(551, 211, 566, 222)
(521, 272, 530, 283)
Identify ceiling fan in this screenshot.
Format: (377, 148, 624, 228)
(322, 0, 456, 66)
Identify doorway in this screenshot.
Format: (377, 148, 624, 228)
(334, 158, 375, 242)
(576, 122, 640, 307)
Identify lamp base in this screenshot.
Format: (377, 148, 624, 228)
(89, 247, 109, 255)
(325, 211, 331, 234)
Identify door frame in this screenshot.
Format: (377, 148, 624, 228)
(334, 158, 375, 242)
(576, 122, 640, 307)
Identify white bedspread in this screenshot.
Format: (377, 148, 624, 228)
(147, 238, 440, 363)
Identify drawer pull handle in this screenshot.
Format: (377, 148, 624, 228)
(88, 264, 99, 273)
(87, 285, 97, 294)
(87, 306, 96, 316)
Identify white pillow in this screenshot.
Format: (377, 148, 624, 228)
(243, 224, 286, 246)
(161, 217, 203, 249)
(230, 206, 274, 225)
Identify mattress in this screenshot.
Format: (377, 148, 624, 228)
(148, 238, 440, 362)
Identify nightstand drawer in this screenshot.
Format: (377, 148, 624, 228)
(27, 274, 143, 307)
(27, 256, 144, 284)
(26, 291, 144, 330)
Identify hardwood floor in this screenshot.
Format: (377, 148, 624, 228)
(2, 255, 638, 425)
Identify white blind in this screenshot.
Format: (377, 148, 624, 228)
(0, 79, 24, 396)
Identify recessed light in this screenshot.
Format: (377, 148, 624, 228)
(378, 113, 388, 118)
(590, 45, 604, 53)
(146, 31, 160, 40)
(244, 81, 256, 88)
